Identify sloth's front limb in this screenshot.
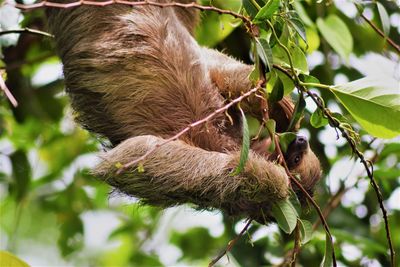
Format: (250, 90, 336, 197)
(95, 135, 289, 217)
(201, 48, 296, 128)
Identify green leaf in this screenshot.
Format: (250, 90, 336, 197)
(196, 12, 237, 47)
(10, 149, 31, 201)
(320, 234, 334, 267)
(58, 214, 84, 256)
(331, 75, 400, 138)
(270, 76, 284, 102)
(254, 0, 280, 23)
(298, 219, 313, 245)
(287, 11, 307, 43)
(271, 198, 299, 234)
(377, 2, 390, 37)
(287, 94, 306, 131)
(242, 0, 258, 18)
(300, 74, 320, 84)
(272, 43, 309, 74)
(265, 119, 276, 152)
(310, 108, 328, 128)
(316, 15, 353, 60)
(247, 115, 261, 137)
(0, 251, 30, 267)
(303, 27, 320, 53)
(232, 108, 250, 175)
(255, 37, 273, 71)
(332, 229, 387, 256)
(293, 2, 314, 27)
(278, 132, 296, 153)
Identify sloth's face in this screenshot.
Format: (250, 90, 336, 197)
(285, 135, 309, 170)
(284, 135, 322, 200)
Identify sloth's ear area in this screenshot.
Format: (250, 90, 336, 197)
(269, 96, 301, 132)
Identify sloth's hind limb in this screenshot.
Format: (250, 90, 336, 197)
(95, 135, 289, 217)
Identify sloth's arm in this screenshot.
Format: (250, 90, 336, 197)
(201, 47, 296, 129)
(95, 135, 289, 217)
(201, 47, 253, 97)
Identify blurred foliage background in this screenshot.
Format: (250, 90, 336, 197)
(0, 0, 399, 266)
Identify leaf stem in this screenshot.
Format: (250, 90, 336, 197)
(266, 20, 300, 84)
(300, 82, 331, 90)
(249, 0, 261, 10)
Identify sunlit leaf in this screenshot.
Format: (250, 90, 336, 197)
(331, 75, 400, 138)
(0, 251, 30, 267)
(293, 2, 314, 27)
(196, 12, 237, 47)
(317, 15, 353, 60)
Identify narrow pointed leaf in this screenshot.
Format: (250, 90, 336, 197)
(242, 0, 258, 18)
(232, 108, 250, 174)
(254, 0, 280, 22)
(320, 233, 334, 267)
(377, 2, 390, 36)
(255, 37, 273, 71)
(287, 11, 307, 43)
(265, 119, 276, 153)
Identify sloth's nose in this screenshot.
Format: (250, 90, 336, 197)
(297, 136, 307, 144)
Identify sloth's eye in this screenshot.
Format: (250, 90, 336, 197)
(294, 155, 301, 164)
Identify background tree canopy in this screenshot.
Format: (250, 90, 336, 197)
(0, 0, 399, 266)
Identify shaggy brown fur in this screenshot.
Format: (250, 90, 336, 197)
(46, 0, 321, 218)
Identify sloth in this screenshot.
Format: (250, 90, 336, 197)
(46, 0, 321, 219)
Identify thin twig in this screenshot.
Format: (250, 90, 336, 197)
(356, 5, 400, 54)
(313, 186, 348, 230)
(275, 63, 395, 267)
(273, 134, 337, 267)
(11, 0, 252, 27)
(208, 219, 253, 267)
(0, 28, 54, 38)
(290, 223, 301, 267)
(117, 82, 263, 174)
(304, 88, 395, 267)
(0, 70, 18, 107)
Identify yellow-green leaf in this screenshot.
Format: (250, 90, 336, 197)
(331, 75, 400, 139)
(232, 108, 250, 175)
(317, 15, 353, 61)
(0, 251, 30, 267)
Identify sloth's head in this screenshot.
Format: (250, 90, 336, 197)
(284, 135, 322, 198)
